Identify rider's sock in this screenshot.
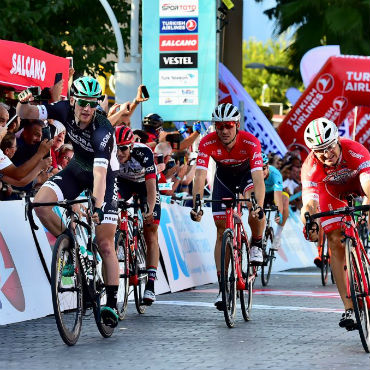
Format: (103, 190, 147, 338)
(146, 266, 157, 292)
(251, 236, 262, 248)
(275, 225, 283, 238)
(105, 285, 118, 309)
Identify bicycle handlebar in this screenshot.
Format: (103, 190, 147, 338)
(306, 204, 370, 221)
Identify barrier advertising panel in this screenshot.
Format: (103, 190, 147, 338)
(142, 0, 217, 121)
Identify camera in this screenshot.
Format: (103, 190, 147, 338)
(166, 159, 176, 170)
(27, 86, 41, 97)
(166, 133, 182, 150)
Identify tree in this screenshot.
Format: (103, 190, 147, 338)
(0, 0, 131, 75)
(243, 39, 303, 106)
(255, 0, 370, 66)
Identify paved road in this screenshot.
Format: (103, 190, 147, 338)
(1, 268, 369, 369)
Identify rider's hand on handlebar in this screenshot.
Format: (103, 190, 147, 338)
(190, 208, 203, 222)
(143, 211, 154, 225)
(275, 211, 283, 225)
(303, 223, 319, 242)
(251, 206, 264, 220)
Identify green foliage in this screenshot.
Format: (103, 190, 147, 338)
(255, 0, 370, 66)
(0, 0, 131, 76)
(242, 39, 303, 106)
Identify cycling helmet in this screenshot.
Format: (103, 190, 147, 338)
(304, 118, 338, 150)
(212, 103, 240, 122)
(143, 113, 163, 129)
(115, 125, 134, 146)
(70, 76, 102, 99)
(262, 153, 269, 165)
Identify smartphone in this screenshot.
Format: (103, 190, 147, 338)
(141, 85, 149, 99)
(54, 72, 63, 84)
(28, 86, 41, 96)
(66, 57, 73, 68)
(41, 126, 51, 141)
(157, 154, 164, 164)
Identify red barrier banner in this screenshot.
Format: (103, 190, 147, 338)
(0, 40, 69, 95)
(346, 106, 370, 147)
(278, 56, 370, 150)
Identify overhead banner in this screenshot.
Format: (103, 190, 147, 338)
(0, 40, 69, 95)
(278, 55, 370, 153)
(142, 0, 217, 121)
(219, 63, 287, 157)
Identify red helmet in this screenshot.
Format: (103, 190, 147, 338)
(115, 125, 134, 146)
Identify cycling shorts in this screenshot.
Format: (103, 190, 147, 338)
(117, 178, 161, 225)
(43, 162, 118, 224)
(212, 166, 253, 221)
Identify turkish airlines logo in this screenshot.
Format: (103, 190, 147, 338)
(159, 35, 198, 51)
(333, 96, 348, 111)
(160, 17, 198, 33)
(159, 53, 198, 68)
(0, 232, 25, 312)
(316, 73, 335, 93)
(186, 19, 197, 31)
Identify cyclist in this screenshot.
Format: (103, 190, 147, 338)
(16, 76, 120, 328)
(301, 117, 370, 330)
(190, 103, 265, 310)
(262, 152, 288, 250)
(115, 125, 161, 305)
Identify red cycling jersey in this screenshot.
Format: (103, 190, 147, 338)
(196, 130, 262, 172)
(302, 138, 370, 232)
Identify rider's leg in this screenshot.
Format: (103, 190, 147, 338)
(273, 193, 289, 250)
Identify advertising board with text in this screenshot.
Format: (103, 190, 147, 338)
(142, 0, 217, 121)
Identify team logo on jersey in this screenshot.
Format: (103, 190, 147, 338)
(348, 150, 364, 159)
(316, 73, 335, 93)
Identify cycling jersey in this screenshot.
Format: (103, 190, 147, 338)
(37, 101, 119, 224)
(0, 149, 11, 171)
(117, 142, 156, 183)
(265, 165, 283, 193)
(302, 138, 370, 232)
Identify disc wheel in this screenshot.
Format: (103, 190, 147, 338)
(115, 230, 129, 320)
(220, 230, 237, 328)
(261, 227, 274, 287)
(345, 239, 370, 353)
(239, 239, 253, 321)
(51, 234, 82, 346)
(134, 234, 148, 314)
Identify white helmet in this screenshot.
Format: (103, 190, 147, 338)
(212, 103, 240, 122)
(304, 118, 339, 150)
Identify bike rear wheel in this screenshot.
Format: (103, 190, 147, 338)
(134, 234, 148, 314)
(321, 234, 329, 286)
(261, 227, 274, 287)
(115, 230, 129, 320)
(221, 230, 237, 328)
(239, 239, 252, 321)
(345, 238, 370, 353)
(51, 234, 83, 346)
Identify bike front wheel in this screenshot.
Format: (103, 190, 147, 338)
(261, 227, 274, 287)
(321, 234, 329, 286)
(239, 239, 253, 321)
(221, 229, 237, 328)
(345, 238, 370, 353)
(134, 234, 148, 314)
(51, 234, 83, 346)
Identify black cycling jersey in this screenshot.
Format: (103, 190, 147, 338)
(117, 142, 156, 182)
(38, 100, 119, 172)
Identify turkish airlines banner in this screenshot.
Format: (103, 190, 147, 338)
(346, 107, 370, 147)
(278, 55, 370, 151)
(0, 40, 69, 95)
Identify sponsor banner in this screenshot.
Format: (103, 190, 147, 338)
(160, 17, 198, 33)
(159, 35, 198, 51)
(142, 0, 217, 120)
(159, 52, 198, 68)
(278, 56, 370, 155)
(159, 0, 199, 16)
(0, 40, 69, 95)
(159, 69, 198, 87)
(219, 62, 287, 157)
(345, 106, 370, 146)
(159, 87, 198, 105)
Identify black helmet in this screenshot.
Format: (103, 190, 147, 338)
(143, 113, 163, 129)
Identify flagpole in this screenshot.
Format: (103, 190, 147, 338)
(352, 106, 358, 141)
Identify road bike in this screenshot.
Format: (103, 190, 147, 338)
(305, 201, 370, 353)
(115, 194, 148, 319)
(315, 228, 335, 286)
(195, 192, 259, 328)
(261, 205, 278, 286)
(26, 190, 114, 346)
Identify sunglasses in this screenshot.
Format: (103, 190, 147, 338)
(118, 144, 132, 152)
(75, 98, 99, 108)
(313, 141, 338, 155)
(215, 121, 236, 130)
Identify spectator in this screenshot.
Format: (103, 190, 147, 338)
(56, 143, 74, 170)
(0, 103, 10, 127)
(0, 133, 17, 159)
(49, 120, 66, 173)
(283, 165, 301, 195)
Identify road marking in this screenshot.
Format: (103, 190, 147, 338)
(190, 288, 340, 299)
(155, 300, 343, 313)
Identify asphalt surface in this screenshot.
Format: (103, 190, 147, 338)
(1, 267, 369, 370)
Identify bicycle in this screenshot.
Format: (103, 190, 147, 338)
(26, 190, 114, 346)
(315, 227, 335, 286)
(194, 192, 259, 328)
(305, 201, 370, 352)
(115, 194, 148, 319)
(261, 205, 278, 287)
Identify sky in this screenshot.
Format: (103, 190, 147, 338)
(243, 0, 277, 42)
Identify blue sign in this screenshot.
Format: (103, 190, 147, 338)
(142, 0, 217, 121)
(160, 17, 198, 33)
